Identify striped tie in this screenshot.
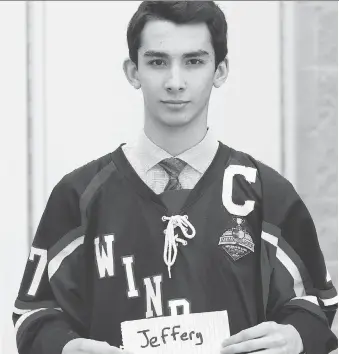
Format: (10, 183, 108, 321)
(158, 158, 187, 191)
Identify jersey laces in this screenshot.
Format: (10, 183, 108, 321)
(162, 215, 196, 278)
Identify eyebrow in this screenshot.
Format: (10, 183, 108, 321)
(143, 50, 210, 59)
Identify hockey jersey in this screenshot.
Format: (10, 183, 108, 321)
(13, 143, 338, 354)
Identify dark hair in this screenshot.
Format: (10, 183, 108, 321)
(127, 1, 228, 70)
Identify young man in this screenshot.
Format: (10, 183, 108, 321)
(13, 2, 337, 354)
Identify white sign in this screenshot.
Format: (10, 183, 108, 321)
(121, 311, 230, 354)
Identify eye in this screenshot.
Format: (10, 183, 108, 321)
(149, 59, 166, 66)
(187, 59, 204, 65)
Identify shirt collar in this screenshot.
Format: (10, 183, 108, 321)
(134, 129, 219, 174)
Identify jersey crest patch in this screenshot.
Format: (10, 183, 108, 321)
(218, 217, 255, 261)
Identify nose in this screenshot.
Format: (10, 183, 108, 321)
(164, 65, 186, 93)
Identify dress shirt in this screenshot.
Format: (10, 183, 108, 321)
(122, 130, 219, 194)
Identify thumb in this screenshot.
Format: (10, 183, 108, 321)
(105, 344, 134, 354)
(78, 339, 127, 353)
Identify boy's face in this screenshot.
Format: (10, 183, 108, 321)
(129, 20, 227, 128)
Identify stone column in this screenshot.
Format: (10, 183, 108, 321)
(282, 0, 338, 342)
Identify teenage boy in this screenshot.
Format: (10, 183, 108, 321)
(13, 2, 338, 354)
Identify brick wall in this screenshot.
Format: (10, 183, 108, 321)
(290, 0, 338, 347)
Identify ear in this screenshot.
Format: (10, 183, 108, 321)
(213, 58, 228, 88)
(123, 58, 141, 89)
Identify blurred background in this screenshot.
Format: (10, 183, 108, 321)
(0, 1, 337, 353)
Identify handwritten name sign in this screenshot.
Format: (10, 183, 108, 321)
(121, 311, 229, 353)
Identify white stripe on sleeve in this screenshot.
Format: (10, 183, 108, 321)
(48, 236, 85, 279)
(321, 295, 338, 307)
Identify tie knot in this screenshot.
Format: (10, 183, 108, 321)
(158, 158, 187, 178)
(158, 158, 187, 191)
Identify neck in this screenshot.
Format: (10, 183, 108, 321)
(144, 112, 208, 156)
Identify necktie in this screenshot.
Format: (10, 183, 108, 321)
(158, 158, 187, 191)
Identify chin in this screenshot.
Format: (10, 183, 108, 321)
(158, 113, 195, 128)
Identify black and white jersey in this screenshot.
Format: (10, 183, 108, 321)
(13, 143, 338, 354)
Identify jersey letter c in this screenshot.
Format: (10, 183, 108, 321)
(222, 165, 257, 216)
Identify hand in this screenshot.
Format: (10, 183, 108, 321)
(220, 321, 304, 354)
(62, 338, 134, 354)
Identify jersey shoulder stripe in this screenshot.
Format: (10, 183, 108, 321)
(60, 151, 116, 199)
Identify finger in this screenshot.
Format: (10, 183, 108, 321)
(220, 336, 273, 354)
(221, 348, 281, 354)
(221, 322, 277, 347)
(79, 339, 124, 353)
(252, 349, 281, 354)
(102, 344, 133, 354)
(79, 339, 109, 353)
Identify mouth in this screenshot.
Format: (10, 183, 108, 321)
(162, 100, 190, 104)
(161, 100, 190, 109)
